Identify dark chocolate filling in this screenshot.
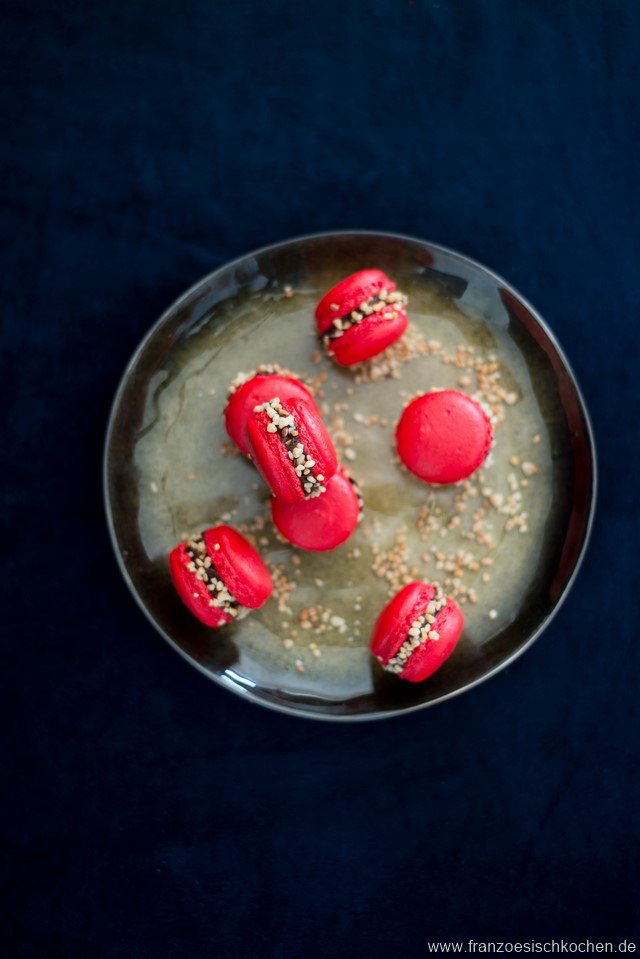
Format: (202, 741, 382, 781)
(346, 473, 365, 521)
(323, 290, 407, 345)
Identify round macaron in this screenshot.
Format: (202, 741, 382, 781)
(225, 365, 314, 456)
(247, 395, 338, 502)
(271, 467, 363, 550)
(169, 525, 272, 628)
(315, 269, 408, 366)
(396, 390, 492, 484)
(370, 581, 464, 683)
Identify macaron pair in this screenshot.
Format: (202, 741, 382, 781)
(370, 581, 464, 682)
(396, 390, 492, 484)
(170, 525, 272, 628)
(315, 269, 408, 366)
(225, 367, 359, 550)
(225, 367, 338, 502)
(251, 404, 363, 550)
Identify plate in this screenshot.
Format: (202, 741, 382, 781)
(104, 231, 596, 720)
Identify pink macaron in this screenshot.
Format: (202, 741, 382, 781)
(315, 269, 408, 366)
(396, 390, 492, 484)
(169, 525, 273, 628)
(369, 581, 464, 682)
(271, 467, 363, 550)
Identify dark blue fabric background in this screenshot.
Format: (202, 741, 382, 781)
(2, 1, 639, 956)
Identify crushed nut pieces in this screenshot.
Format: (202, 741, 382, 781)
(254, 398, 327, 499)
(323, 288, 407, 349)
(227, 363, 304, 398)
(381, 586, 447, 674)
(185, 535, 247, 620)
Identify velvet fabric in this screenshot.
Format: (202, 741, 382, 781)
(3, 1, 639, 955)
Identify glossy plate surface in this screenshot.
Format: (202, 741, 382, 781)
(104, 232, 596, 721)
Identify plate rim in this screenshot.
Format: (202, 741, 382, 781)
(103, 229, 598, 722)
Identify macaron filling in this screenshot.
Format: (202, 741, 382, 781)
(379, 586, 447, 674)
(346, 472, 365, 521)
(253, 398, 328, 499)
(185, 534, 247, 620)
(322, 288, 408, 346)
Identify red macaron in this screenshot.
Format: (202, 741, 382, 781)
(247, 395, 338, 502)
(224, 365, 314, 456)
(169, 525, 272, 628)
(315, 269, 408, 366)
(370, 581, 464, 683)
(271, 467, 363, 550)
(396, 390, 492, 484)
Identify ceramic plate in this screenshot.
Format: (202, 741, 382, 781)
(104, 232, 596, 720)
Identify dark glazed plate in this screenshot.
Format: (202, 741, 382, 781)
(104, 232, 596, 721)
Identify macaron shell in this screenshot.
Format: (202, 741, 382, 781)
(203, 525, 272, 609)
(224, 373, 314, 455)
(247, 397, 338, 502)
(328, 307, 408, 366)
(369, 581, 437, 663)
(315, 269, 391, 334)
(271, 468, 361, 550)
(169, 544, 233, 628)
(399, 599, 464, 683)
(396, 390, 492, 484)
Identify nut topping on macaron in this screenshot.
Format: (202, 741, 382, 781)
(315, 269, 408, 366)
(247, 395, 338, 502)
(169, 525, 272, 628)
(369, 581, 464, 682)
